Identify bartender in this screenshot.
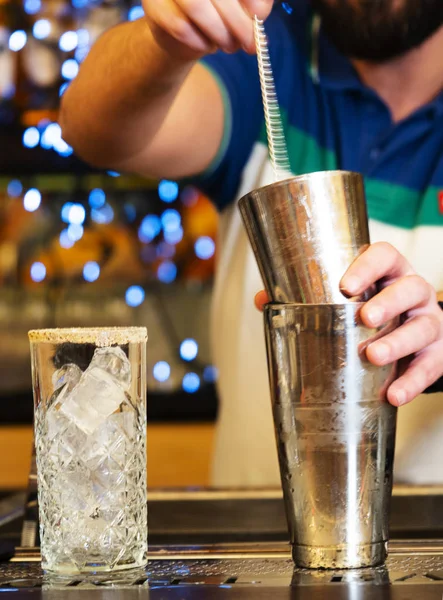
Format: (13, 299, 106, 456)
(60, 0, 443, 487)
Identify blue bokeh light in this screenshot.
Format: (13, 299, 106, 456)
(59, 31, 78, 52)
(158, 180, 179, 203)
(180, 338, 198, 361)
(182, 373, 200, 393)
(83, 261, 100, 282)
(129, 5, 145, 20)
(59, 229, 74, 249)
(282, 1, 293, 14)
(72, 0, 89, 8)
(75, 45, 89, 62)
(164, 225, 183, 245)
(139, 214, 161, 243)
(9, 31, 27, 52)
(203, 365, 219, 383)
(54, 140, 73, 157)
(153, 361, 171, 383)
(195, 236, 215, 260)
(33, 19, 51, 40)
(24, 0, 41, 14)
(40, 132, 52, 150)
(7, 180, 22, 197)
(91, 204, 114, 224)
(125, 285, 145, 307)
(23, 127, 40, 148)
(67, 224, 84, 242)
(40, 123, 62, 149)
(61, 202, 73, 223)
(59, 83, 69, 97)
(76, 28, 90, 46)
(61, 59, 79, 80)
(23, 189, 41, 212)
(88, 188, 106, 209)
(161, 209, 181, 233)
(30, 262, 46, 282)
(157, 261, 177, 284)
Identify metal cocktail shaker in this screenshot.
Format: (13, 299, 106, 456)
(264, 303, 398, 569)
(238, 171, 374, 304)
(239, 170, 398, 569)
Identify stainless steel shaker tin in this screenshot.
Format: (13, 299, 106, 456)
(239, 171, 373, 304)
(264, 303, 398, 569)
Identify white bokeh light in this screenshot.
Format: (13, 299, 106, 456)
(153, 361, 171, 383)
(9, 31, 27, 52)
(30, 262, 46, 282)
(23, 189, 41, 212)
(33, 19, 51, 40)
(180, 339, 198, 361)
(83, 261, 100, 282)
(61, 59, 79, 80)
(59, 31, 78, 52)
(23, 127, 40, 149)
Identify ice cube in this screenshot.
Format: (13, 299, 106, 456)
(75, 412, 136, 499)
(59, 458, 94, 511)
(82, 410, 136, 462)
(59, 367, 126, 435)
(45, 364, 82, 414)
(46, 405, 70, 442)
(108, 410, 136, 442)
(52, 363, 82, 392)
(89, 346, 131, 391)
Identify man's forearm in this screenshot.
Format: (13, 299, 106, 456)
(60, 19, 194, 168)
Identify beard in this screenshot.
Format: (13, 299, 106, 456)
(310, 0, 443, 62)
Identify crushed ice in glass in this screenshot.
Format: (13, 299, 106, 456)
(38, 344, 144, 571)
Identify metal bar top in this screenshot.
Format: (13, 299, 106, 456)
(2, 488, 443, 598)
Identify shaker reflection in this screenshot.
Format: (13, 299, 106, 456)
(290, 566, 393, 600)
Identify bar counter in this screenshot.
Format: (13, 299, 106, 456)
(1, 487, 443, 598)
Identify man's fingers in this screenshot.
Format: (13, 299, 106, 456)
(174, 0, 238, 52)
(366, 313, 441, 366)
(211, 0, 256, 52)
(146, 0, 214, 53)
(360, 275, 433, 328)
(240, 0, 274, 20)
(387, 340, 443, 406)
(340, 242, 415, 297)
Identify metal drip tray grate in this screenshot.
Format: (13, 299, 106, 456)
(2, 542, 443, 590)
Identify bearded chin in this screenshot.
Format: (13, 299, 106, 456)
(310, 0, 443, 62)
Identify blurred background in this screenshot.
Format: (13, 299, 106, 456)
(0, 0, 219, 490)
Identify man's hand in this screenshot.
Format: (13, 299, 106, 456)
(143, 0, 273, 59)
(255, 242, 443, 407)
